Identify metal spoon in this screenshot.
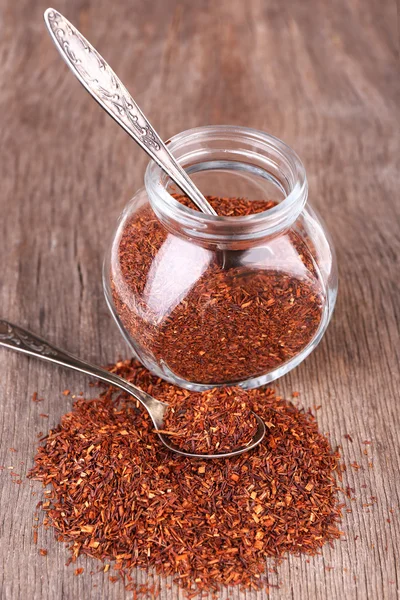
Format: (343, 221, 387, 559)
(0, 321, 265, 459)
(44, 9, 246, 270)
(43, 8, 216, 218)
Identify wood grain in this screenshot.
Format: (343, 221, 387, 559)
(0, 0, 398, 598)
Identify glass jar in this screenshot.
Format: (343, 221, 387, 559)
(104, 126, 337, 390)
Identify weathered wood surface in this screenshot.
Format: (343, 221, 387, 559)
(0, 0, 398, 598)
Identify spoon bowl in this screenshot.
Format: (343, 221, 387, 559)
(0, 320, 266, 459)
(157, 411, 266, 459)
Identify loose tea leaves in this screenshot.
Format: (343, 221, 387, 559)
(175, 193, 276, 216)
(162, 386, 258, 454)
(28, 358, 344, 595)
(111, 195, 324, 385)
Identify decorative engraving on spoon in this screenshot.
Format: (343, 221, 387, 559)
(0, 321, 58, 357)
(46, 9, 160, 150)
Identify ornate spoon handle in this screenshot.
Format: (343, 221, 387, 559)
(44, 8, 216, 216)
(0, 320, 161, 412)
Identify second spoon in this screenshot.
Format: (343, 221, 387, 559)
(0, 320, 266, 459)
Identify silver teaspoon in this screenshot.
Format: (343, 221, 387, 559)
(0, 321, 266, 459)
(43, 8, 216, 217)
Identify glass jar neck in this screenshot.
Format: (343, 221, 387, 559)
(145, 125, 308, 248)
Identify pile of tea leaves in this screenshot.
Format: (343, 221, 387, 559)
(28, 358, 344, 596)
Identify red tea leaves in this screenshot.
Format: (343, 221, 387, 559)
(32, 392, 44, 403)
(112, 195, 323, 385)
(28, 359, 343, 595)
(163, 387, 258, 454)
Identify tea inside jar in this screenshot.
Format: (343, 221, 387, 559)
(111, 195, 324, 385)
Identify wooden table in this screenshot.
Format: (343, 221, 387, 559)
(0, 1, 398, 598)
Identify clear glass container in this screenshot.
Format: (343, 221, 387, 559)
(104, 126, 337, 390)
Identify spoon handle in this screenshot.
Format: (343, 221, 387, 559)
(0, 320, 158, 409)
(44, 8, 216, 216)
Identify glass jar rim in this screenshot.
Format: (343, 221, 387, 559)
(144, 125, 308, 242)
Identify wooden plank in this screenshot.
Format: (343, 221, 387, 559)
(0, 0, 398, 598)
